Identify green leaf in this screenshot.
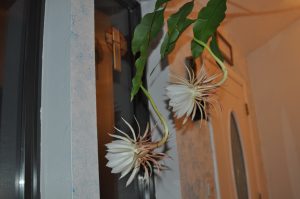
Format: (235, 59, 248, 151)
(192, 0, 227, 58)
(178, 18, 195, 31)
(191, 40, 202, 57)
(167, 1, 194, 32)
(210, 33, 224, 64)
(131, 55, 147, 100)
(131, 7, 166, 99)
(161, 1, 195, 58)
(149, 10, 165, 39)
(155, 0, 170, 9)
(169, 29, 180, 43)
(160, 34, 170, 57)
(131, 8, 165, 55)
(132, 12, 160, 55)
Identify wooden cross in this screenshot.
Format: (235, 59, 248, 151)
(105, 27, 127, 72)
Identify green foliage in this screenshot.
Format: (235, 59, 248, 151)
(160, 1, 195, 58)
(131, 6, 166, 100)
(155, 0, 170, 9)
(192, 0, 227, 58)
(130, 0, 227, 100)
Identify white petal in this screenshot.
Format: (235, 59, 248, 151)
(112, 155, 135, 174)
(107, 147, 132, 153)
(173, 98, 191, 117)
(120, 160, 135, 179)
(109, 134, 131, 143)
(105, 151, 134, 160)
(114, 127, 133, 141)
(106, 141, 134, 152)
(141, 123, 150, 140)
(170, 94, 190, 109)
(191, 103, 197, 120)
(126, 165, 140, 186)
(122, 117, 136, 141)
(185, 97, 195, 117)
(170, 92, 190, 104)
(106, 154, 132, 169)
(166, 85, 190, 97)
(177, 104, 190, 118)
(134, 116, 141, 137)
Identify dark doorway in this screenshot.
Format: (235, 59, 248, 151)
(94, 0, 154, 198)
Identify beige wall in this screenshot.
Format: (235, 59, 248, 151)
(142, 1, 299, 199)
(247, 19, 300, 199)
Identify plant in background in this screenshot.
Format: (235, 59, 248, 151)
(166, 64, 219, 124)
(106, 0, 228, 186)
(166, 39, 228, 123)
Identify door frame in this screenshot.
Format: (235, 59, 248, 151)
(0, 0, 44, 198)
(209, 66, 268, 199)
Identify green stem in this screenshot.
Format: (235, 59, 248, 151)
(140, 85, 169, 148)
(193, 38, 228, 87)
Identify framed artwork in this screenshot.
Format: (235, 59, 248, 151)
(216, 31, 234, 66)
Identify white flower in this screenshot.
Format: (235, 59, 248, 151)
(166, 65, 219, 124)
(105, 118, 166, 186)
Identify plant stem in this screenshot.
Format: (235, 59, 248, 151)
(193, 38, 228, 87)
(140, 85, 169, 148)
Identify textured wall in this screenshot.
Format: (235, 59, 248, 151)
(41, 0, 100, 198)
(176, 123, 217, 199)
(70, 0, 100, 198)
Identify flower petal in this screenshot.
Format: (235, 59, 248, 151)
(109, 133, 132, 143)
(166, 64, 219, 122)
(106, 154, 134, 168)
(122, 117, 137, 141)
(120, 160, 135, 179)
(126, 165, 140, 186)
(106, 140, 134, 152)
(111, 155, 135, 174)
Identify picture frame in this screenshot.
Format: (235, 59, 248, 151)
(216, 31, 234, 66)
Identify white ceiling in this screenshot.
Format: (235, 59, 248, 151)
(222, 0, 300, 55)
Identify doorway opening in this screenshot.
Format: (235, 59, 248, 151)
(94, 1, 154, 198)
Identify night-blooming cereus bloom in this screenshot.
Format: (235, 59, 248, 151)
(166, 65, 220, 124)
(105, 118, 166, 186)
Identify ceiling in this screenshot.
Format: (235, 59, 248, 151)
(221, 0, 300, 55)
(165, 0, 300, 55)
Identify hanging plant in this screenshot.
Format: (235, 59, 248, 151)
(105, 0, 228, 187)
(105, 117, 167, 186)
(166, 63, 219, 124)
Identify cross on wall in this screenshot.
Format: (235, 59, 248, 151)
(105, 27, 127, 72)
